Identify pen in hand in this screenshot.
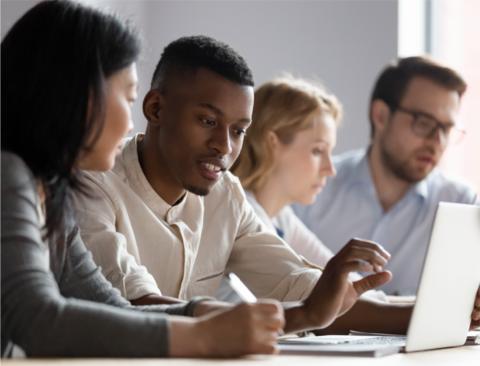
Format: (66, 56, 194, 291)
(225, 273, 285, 336)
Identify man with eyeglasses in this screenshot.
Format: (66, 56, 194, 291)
(293, 56, 479, 297)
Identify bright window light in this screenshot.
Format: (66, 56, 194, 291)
(398, 0, 426, 57)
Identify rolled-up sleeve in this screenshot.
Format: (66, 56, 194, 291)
(76, 173, 161, 300)
(226, 191, 321, 302)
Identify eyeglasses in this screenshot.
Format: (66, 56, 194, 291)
(389, 104, 466, 145)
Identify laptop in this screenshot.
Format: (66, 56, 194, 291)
(279, 202, 480, 356)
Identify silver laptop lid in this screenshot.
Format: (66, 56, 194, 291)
(406, 202, 480, 352)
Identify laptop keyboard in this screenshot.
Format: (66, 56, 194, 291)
(344, 336, 406, 346)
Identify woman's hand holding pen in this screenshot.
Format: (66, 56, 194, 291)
(170, 300, 284, 357)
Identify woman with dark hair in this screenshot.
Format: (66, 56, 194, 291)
(1, 0, 283, 358)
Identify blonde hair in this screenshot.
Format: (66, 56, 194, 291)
(231, 75, 342, 191)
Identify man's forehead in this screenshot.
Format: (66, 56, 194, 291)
(400, 77, 460, 120)
(165, 67, 242, 90)
(174, 69, 253, 106)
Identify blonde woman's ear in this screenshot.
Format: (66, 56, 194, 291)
(267, 130, 280, 150)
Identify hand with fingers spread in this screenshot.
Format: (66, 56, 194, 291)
(284, 238, 392, 333)
(170, 299, 284, 357)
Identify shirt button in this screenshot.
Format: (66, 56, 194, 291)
(111, 274, 119, 282)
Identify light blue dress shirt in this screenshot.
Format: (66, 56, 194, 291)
(293, 148, 479, 296)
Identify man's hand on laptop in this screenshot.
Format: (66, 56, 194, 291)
(470, 284, 480, 331)
(283, 238, 392, 333)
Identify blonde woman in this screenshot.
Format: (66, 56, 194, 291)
(231, 76, 387, 302)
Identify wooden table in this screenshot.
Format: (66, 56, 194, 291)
(3, 345, 479, 366)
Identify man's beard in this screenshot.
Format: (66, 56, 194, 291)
(379, 139, 433, 184)
(183, 183, 211, 197)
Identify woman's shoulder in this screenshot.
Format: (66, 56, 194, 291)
(276, 205, 297, 222)
(2, 150, 29, 169)
(274, 205, 315, 238)
(1, 150, 36, 191)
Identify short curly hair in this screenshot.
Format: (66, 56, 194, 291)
(150, 35, 254, 89)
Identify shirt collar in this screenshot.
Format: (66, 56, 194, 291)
(244, 190, 277, 234)
(348, 147, 428, 201)
(347, 148, 374, 186)
(122, 133, 188, 220)
(411, 175, 429, 200)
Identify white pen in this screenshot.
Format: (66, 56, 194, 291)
(225, 272, 285, 336)
(225, 273, 257, 303)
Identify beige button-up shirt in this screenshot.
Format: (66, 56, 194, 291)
(77, 134, 321, 301)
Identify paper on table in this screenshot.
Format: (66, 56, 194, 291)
(278, 335, 382, 345)
(349, 330, 480, 345)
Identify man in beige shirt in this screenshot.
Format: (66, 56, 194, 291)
(78, 36, 389, 303)
(81, 132, 321, 302)
(77, 36, 480, 334)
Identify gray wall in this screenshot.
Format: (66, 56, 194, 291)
(1, 1, 40, 35)
(2, 0, 398, 154)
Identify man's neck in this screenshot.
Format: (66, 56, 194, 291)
(253, 178, 291, 219)
(137, 134, 186, 206)
(368, 144, 411, 213)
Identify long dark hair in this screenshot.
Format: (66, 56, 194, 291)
(1, 0, 141, 239)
